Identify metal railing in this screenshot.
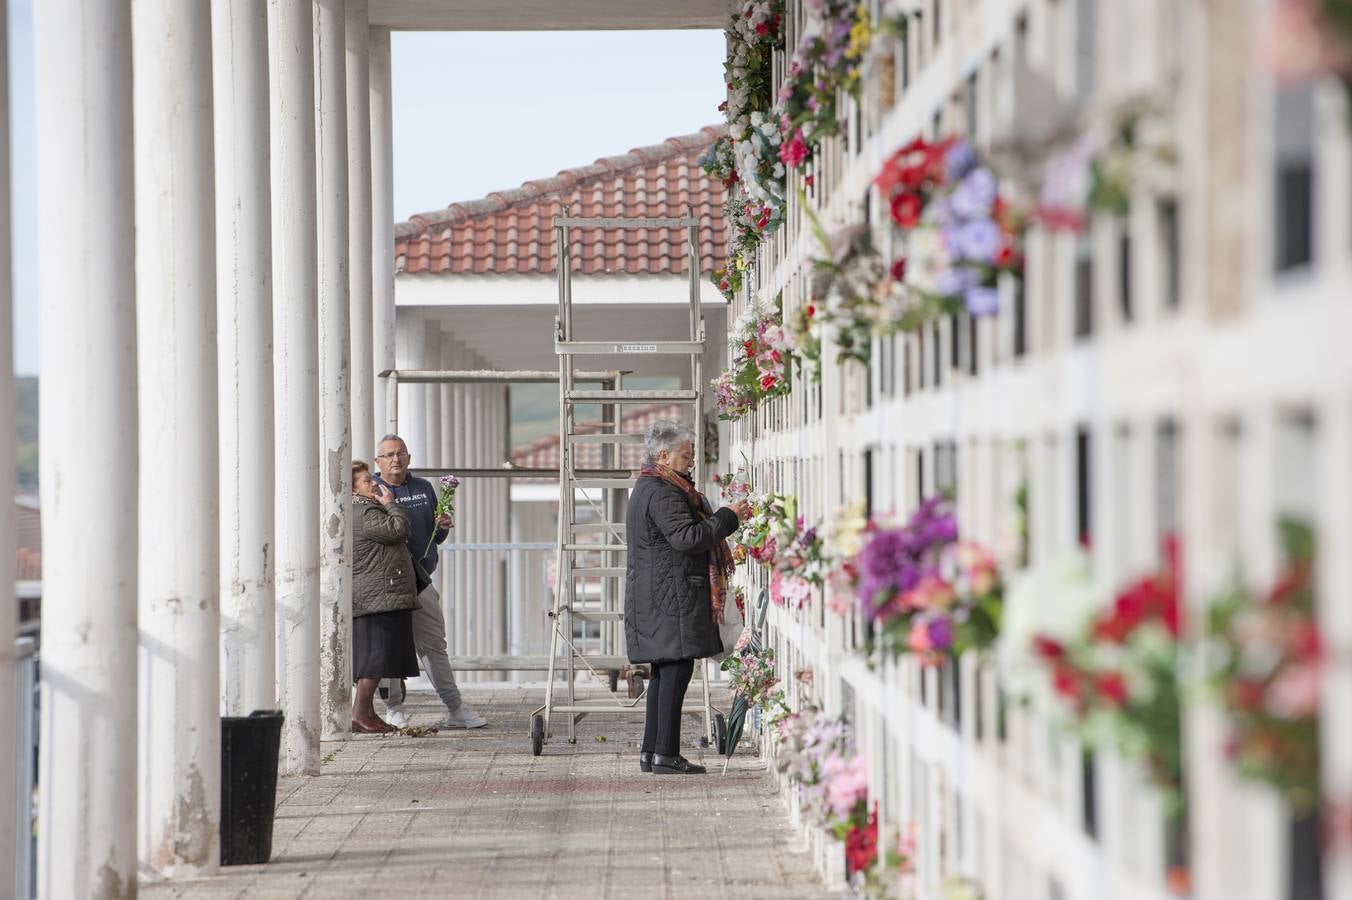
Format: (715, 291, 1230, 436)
(14, 635, 38, 900)
(436, 539, 631, 679)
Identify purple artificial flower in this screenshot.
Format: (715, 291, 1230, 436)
(934, 267, 978, 297)
(440, 473, 461, 490)
(856, 527, 923, 618)
(944, 140, 977, 182)
(954, 219, 1003, 264)
(965, 285, 1000, 317)
(949, 167, 997, 219)
(927, 616, 954, 650)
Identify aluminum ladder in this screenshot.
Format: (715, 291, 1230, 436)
(530, 209, 723, 756)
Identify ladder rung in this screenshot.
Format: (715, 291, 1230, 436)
(569, 523, 626, 537)
(547, 655, 630, 670)
(563, 543, 626, 552)
(566, 609, 625, 622)
(557, 340, 703, 356)
(571, 477, 635, 490)
(566, 389, 699, 403)
(567, 432, 644, 445)
(548, 702, 712, 714)
(571, 566, 625, 577)
(554, 216, 698, 229)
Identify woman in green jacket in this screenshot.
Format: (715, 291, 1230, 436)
(351, 460, 421, 733)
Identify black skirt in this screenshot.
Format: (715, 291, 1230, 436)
(352, 609, 420, 680)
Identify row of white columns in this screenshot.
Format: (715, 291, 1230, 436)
(388, 313, 513, 681)
(32, 0, 396, 892)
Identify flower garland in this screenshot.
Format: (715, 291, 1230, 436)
(712, 299, 796, 421)
(776, 0, 871, 172)
(877, 136, 1024, 320)
(1207, 519, 1321, 811)
(1031, 535, 1184, 811)
(704, 1, 788, 299)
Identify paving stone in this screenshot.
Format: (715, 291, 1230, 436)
(142, 685, 830, 899)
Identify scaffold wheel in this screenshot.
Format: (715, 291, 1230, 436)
(530, 714, 544, 757)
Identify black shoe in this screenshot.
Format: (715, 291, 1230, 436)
(639, 751, 653, 773)
(651, 753, 706, 775)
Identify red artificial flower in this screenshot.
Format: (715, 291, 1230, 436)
(805, 304, 816, 318)
(1229, 679, 1265, 712)
(770, 349, 782, 363)
(1032, 635, 1065, 660)
(1287, 620, 1323, 660)
(890, 257, 908, 281)
(995, 237, 1015, 267)
(1052, 664, 1081, 701)
(804, 174, 815, 188)
(755, 21, 769, 35)
(844, 806, 879, 877)
(757, 207, 771, 230)
(1094, 672, 1130, 707)
(718, 100, 729, 113)
(743, 339, 757, 355)
(760, 374, 778, 391)
(889, 192, 923, 228)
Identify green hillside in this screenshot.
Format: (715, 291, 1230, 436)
(17, 377, 36, 492)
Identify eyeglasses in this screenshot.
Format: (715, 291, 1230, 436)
(375, 451, 409, 460)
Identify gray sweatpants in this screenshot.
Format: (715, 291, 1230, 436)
(381, 581, 462, 714)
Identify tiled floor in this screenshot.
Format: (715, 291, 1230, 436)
(142, 684, 829, 899)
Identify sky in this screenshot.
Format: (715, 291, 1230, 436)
(4, 11, 726, 375)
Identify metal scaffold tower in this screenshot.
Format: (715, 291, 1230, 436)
(531, 209, 722, 755)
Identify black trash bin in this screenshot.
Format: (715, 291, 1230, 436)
(220, 710, 284, 866)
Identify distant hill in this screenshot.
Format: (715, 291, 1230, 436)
(17, 377, 36, 492)
(509, 376, 678, 448)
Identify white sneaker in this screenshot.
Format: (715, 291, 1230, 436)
(384, 708, 410, 729)
(440, 705, 487, 729)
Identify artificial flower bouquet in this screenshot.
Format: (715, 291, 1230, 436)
(876, 136, 1023, 322)
(721, 630, 784, 710)
(712, 300, 796, 421)
(1207, 519, 1321, 811)
(1031, 535, 1184, 809)
(421, 473, 460, 559)
(852, 498, 1004, 665)
(775, 0, 871, 168)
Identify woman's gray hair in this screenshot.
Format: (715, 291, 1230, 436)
(642, 420, 696, 465)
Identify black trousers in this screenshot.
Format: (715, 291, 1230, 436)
(641, 658, 695, 757)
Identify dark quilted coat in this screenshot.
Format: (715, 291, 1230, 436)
(624, 475, 740, 664)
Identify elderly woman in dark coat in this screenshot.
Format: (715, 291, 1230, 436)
(625, 421, 751, 775)
(351, 460, 421, 733)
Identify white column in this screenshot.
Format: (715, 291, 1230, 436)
(346, 0, 374, 463)
(269, 0, 322, 775)
(316, 0, 353, 742)
(448, 342, 469, 659)
(369, 26, 395, 433)
(34, 2, 138, 893)
(439, 330, 455, 473)
(0, 0, 15, 885)
(214, 0, 276, 718)
(133, 0, 220, 877)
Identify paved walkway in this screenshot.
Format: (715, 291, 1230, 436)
(143, 684, 829, 899)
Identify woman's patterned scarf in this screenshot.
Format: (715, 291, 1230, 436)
(640, 462, 736, 624)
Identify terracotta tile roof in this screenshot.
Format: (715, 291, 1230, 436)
(512, 404, 686, 471)
(395, 127, 728, 277)
(15, 499, 40, 580)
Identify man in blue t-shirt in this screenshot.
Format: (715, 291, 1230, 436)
(372, 433, 486, 729)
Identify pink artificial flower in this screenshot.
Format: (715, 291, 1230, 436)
(770, 569, 787, 606)
(1265, 662, 1323, 719)
(781, 573, 813, 610)
(907, 620, 933, 654)
(822, 753, 870, 820)
(779, 129, 809, 168)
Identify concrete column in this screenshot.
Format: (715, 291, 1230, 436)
(395, 310, 428, 458)
(133, 0, 220, 876)
(214, 0, 276, 718)
(0, 0, 14, 886)
(269, 0, 322, 775)
(315, 0, 353, 742)
(369, 26, 395, 432)
(34, 3, 137, 893)
(346, 0, 374, 463)
(447, 343, 469, 659)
